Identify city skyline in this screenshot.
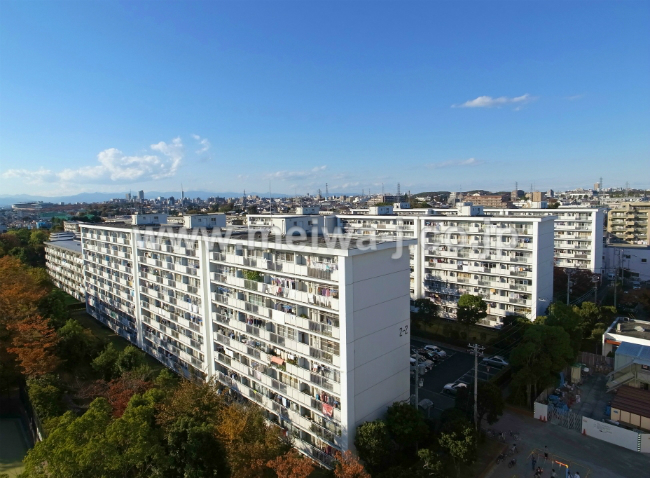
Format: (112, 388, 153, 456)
(1, 1, 649, 196)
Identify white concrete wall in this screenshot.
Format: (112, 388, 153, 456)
(534, 218, 556, 318)
(581, 417, 640, 451)
(343, 247, 411, 442)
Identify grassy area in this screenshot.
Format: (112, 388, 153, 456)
(0, 418, 29, 477)
(61, 292, 82, 307)
(70, 310, 163, 372)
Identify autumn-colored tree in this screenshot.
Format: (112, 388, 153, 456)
(267, 449, 315, 478)
(7, 315, 60, 377)
(157, 378, 225, 430)
(334, 450, 371, 478)
(216, 402, 289, 478)
(84, 372, 154, 417)
(0, 256, 48, 325)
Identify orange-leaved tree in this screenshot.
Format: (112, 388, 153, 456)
(0, 256, 48, 326)
(83, 372, 154, 417)
(7, 315, 60, 377)
(216, 402, 289, 478)
(334, 450, 371, 478)
(266, 449, 315, 478)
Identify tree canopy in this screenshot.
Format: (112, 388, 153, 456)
(456, 294, 487, 327)
(509, 324, 574, 406)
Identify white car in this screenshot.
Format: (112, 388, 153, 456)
(423, 345, 447, 358)
(482, 355, 509, 368)
(443, 382, 468, 395)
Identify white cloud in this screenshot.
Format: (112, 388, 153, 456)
(2, 137, 184, 185)
(453, 94, 535, 108)
(425, 158, 483, 169)
(267, 165, 327, 181)
(1, 167, 57, 184)
(191, 134, 211, 154)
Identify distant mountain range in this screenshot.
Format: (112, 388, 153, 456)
(0, 191, 296, 207)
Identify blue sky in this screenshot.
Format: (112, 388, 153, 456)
(1, 0, 648, 197)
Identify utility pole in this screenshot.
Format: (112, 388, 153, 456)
(614, 249, 620, 309)
(468, 343, 485, 430)
(564, 268, 575, 305)
(414, 350, 419, 409)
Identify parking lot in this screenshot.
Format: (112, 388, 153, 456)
(410, 337, 504, 416)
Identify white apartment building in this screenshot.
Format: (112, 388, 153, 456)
(78, 214, 413, 467)
(418, 213, 554, 325)
(253, 205, 555, 326)
(44, 237, 85, 302)
(483, 207, 605, 273)
(332, 207, 554, 326)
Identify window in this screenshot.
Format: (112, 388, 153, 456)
(642, 259, 647, 263)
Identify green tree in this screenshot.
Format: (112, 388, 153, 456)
(29, 230, 49, 247)
(540, 302, 583, 357)
(455, 381, 504, 430)
(412, 298, 439, 327)
(26, 375, 65, 420)
(385, 402, 429, 452)
(22, 398, 114, 477)
(37, 289, 69, 329)
(115, 345, 146, 375)
(101, 393, 169, 477)
(354, 420, 393, 471)
(509, 325, 574, 406)
(438, 425, 477, 478)
(166, 416, 227, 478)
(456, 294, 487, 327)
(92, 343, 120, 380)
(57, 319, 100, 366)
(417, 448, 448, 477)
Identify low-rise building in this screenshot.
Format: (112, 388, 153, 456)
(602, 317, 650, 357)
(606, 342, 650, 392)
(610, 385, 650, 430)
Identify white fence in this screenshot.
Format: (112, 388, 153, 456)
(582, 416, 650, 452)
(534, 401, 548, 422)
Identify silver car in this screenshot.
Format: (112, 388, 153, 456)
(482, 355, 509, 368)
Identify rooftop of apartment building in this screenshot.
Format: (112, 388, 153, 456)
(81, 219, 416, 253)
(44, 239, 82, 253)
(605, 317, 650, 342)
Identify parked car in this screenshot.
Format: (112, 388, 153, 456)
(418, 350, 441, 362)
(423, 345, 447, 358)
(443, 382, 468, 395)
(482, 355, 509, 368)
(411, 354, 427, 364)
